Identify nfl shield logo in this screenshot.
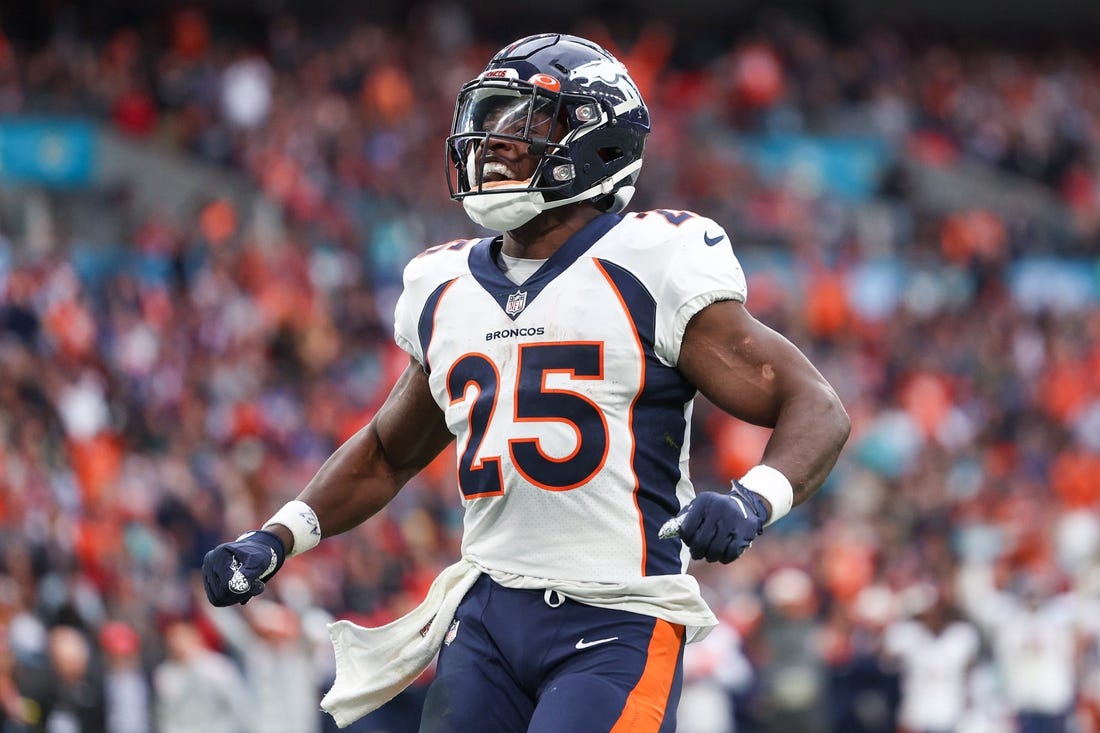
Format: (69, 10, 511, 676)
(444, 619, 460, 646)
(505, 290, 528, 316)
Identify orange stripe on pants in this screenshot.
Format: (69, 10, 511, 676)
(609, 620, 685, 733)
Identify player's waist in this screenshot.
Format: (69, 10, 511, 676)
(466, 555, 717, 643)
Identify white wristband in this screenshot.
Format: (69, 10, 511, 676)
(264, 500, 321, 557)
(737, 465, 794, 527)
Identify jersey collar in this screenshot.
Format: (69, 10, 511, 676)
(468, 213, 622, 320)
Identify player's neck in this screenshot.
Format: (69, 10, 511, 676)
(502, 205, 603, 260)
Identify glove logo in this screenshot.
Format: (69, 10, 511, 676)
(261, 548, 278, 580)
(228, 557, 251, 594)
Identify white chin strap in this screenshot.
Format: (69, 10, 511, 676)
(463, 189, 546, 232)
(605, 185, 636, 214)
(462, 159, 642, 232)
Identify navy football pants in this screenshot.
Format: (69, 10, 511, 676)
(420, 574, 685, 733)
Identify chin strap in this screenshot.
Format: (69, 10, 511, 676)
(461, 155, 643, 231)
(605, 185, 636, 214)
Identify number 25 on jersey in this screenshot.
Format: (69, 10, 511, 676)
(446, 342, 610, 497)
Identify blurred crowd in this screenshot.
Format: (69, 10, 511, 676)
(1, 4, 1100, 732)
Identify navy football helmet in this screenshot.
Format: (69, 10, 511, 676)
(446, 34, 650, 229)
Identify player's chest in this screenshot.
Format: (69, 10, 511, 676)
(424, 268, 647, 407)
(429, 266, 640, 357)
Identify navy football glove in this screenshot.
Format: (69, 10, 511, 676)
(659, 482, 769, 563)
(202, 530, 286, 607)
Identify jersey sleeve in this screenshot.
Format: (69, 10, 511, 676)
(392, 240, 477, 365)
(653, 218, 747, 367)
(393, 269, 423, 364)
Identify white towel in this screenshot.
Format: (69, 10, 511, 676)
(319, 559, 482, 728)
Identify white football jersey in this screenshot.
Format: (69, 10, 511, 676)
(394, 211, 747, 585)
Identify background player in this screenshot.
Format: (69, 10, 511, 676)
(203, 33, 849, 732)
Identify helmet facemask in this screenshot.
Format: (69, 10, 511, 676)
(446, 75, 644, 231)
(448, 81, 594, 193)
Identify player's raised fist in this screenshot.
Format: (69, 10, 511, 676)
(663, 481, 768, 564)
(202, 530, 286, 606)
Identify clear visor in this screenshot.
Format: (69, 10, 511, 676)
(455, 89, 561, 141)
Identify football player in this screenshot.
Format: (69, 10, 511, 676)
(203, 33, 850, 732)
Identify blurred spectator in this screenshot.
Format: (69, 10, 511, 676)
(754, 568, 828, 733)
(221, 54, 273, 130)
(820, 585, 898, 733)
(883, 583, 980, 733)
(98, 621, 151, 733)
(677, 617, 754, 733)
(200, 599, 323, 733)
(152, 618, 250, 733)
(0, 621, 30, 729)
(15, 625, 106, 733)
(959, 563, 1092, 733)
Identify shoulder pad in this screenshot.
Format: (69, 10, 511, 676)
(402, 238, 481, 289)
(619, 210, 726, 247)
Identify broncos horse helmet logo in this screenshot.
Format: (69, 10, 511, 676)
(568, 59, 643, 108)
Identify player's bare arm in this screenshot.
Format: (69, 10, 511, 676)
(202, 358, 452, 606)
(268, 358, 455, 550)
(677, 298, 850, 510)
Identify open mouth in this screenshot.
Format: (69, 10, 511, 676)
(481, 161, 515, 183)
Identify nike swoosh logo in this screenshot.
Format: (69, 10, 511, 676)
(575, 636, 619, 650)
(703, 232, 726, 246)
